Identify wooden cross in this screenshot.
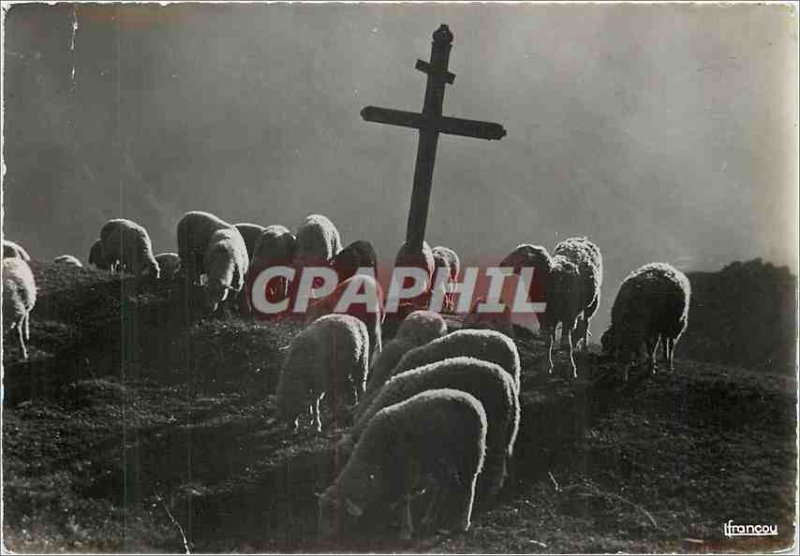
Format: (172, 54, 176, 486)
(361, 24, 507, 252)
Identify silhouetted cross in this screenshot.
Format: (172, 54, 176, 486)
(361, 24, 507, 252)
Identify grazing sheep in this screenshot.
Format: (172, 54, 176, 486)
(601, 262, 691, 378)
(88, 239, 111, 269)
(294, 214, 343, 267)
(318, 388, 487, 540)
(2, 258, 37, 359)
(246, 225, 296, 306)
(98, 218, 160, 278)
(553, 237, 603, 350)
(341, 357, 518, 497)
(276, 314, 369, 431)
(3, 240, 30, 261)
(305, 274, 385, 358)
(331, 240, 378, 283)
(363, 310, 447, 396)
(432, 245, 460, 311)
(199, 227, 249, 313)
(500, 243, 583, 377)
(234, 222, 266, 261)
(176, 211, 233, 284)
(155, 252, 181, 281)
(392, 329, 521, 394)
(53, 255, 83, 267)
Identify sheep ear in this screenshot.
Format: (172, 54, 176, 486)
(198, 274, 209, 286)
(344, 498, 363, 517)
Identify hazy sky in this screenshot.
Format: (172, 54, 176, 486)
(2, 2, 797, 332)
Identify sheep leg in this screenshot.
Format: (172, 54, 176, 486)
(646, 336, 658, 374)
(454, 474, 478, 533)
(667, 338, 675, 371)
(16, 322, 28, 360)
(661, 335, 669, 368)
(24, 312, 30, 341)
(421, 481, 444, 527)
(399, 494, 414, 540)
(546, 327, 556, 374)
(314, 397, 322, 432)
(564, 327, 577, 379)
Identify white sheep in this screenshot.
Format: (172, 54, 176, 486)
(294, 214, 343, 267)
(500, 243, 583, 377)
(53, 255, 83, 267)
(155, 252, 181, 281)
(276, 314, 370, 431)
(176, 211, 233, 284)
(3, 240, 30, 261)
(363, 310, 447, 396)
(392, 328, 521, 394)
(432, 245, 460, 312)
(340, 356, 519, 497)
(199, 227, 249, 314)
(246, 225, 296, 305)
(234, 222, 266, 262)
(553, 237, 603, 350)
(98, 218, 160, 278)
(318, 388, 487, 540)
(2, 258, 37, 359)
(304, 274, 384, 358)
(601, 262, 691, 378)
(88, 239, 111, 270)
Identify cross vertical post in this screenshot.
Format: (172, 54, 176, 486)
(361, 24, 506, 253)
(406, 25, 453, 252)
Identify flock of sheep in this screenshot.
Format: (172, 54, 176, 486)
(1, 209, 691, 540)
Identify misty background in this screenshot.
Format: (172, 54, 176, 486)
(3, 3, 797, 334)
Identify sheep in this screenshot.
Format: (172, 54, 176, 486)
(294, 214, 343, 267)
(601, 262, 691, 379)
(3, 240, 30, 261)
(246, 225, 296, 307)
(53, 255, 83, 267)
(2, 258, 37, 359)
(234, 222, 266, 262)
(340, 357, 518, 498)
(98, 218, 160, 278)
(176, 211, 233, 284)
(276, 314, 369, 431)
(199, 227, 249, 314)
(392, 240, 435, 314)
(553, 237, 603, 351)
(432, 245, 460, 311)
(318, 388, 487, 541)
(88, 239, 111, 270)
(392, 329, 521, 394)
(305, 274, 384, 358)
(363, 310, 447, 396)
(155, 252, 181, 281)
(330, 240, 377, 283)
(500, 243, 584, 377)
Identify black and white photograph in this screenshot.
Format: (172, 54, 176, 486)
(1, 2, 798, 553)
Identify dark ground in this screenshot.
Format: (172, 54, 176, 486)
(2, 262, 796, 553)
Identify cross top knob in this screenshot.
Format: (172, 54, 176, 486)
(433, 24, 453, 44)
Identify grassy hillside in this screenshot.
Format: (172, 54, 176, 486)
(2, 262, 796, 553)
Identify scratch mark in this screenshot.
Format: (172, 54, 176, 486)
(156, 492, 191, 554)
(70, 5, 79, 85)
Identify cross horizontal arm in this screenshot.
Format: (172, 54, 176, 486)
(361, 106, 507, 141)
